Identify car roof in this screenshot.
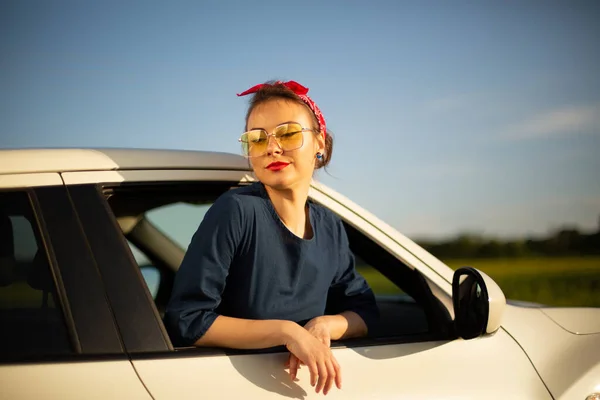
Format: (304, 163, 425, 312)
(0, 148, 251, 175)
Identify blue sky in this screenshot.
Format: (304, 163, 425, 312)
(1, 0, 599, 239)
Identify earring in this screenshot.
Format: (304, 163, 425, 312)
(316, 152, 323, 160)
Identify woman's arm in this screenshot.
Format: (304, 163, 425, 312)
(164, 195, 244, 347)
(194, 316, 298, 348)
(195, 313, 365, 348)
(308, 311, 367, 342)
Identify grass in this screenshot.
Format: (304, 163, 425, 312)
(356, 266, 405, 295)
(4, 257, 599, 309)
(358, 256, 600, 308)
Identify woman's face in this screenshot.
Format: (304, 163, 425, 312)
(246, 99, 325, 191)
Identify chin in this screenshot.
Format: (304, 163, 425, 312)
(260, 177, 294, 191)
(255, 171, 300, 191)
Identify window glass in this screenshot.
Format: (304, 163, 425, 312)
(0, 191, 72, 358)
(125, 202, 213, 299)
(127, 241, 160, 299)
(140, 266, 160, 299)
(344, 223, 432, 336)
(146, 202, 212, 249)
(355, 254, 405, 296)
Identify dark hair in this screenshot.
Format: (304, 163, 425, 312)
(244, 81, 333, 169)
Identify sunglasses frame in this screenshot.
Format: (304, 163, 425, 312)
(238, 122, 313, 158)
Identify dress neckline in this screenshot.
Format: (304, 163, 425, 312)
(255, 182, 316, 242)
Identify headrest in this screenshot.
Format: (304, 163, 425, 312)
(0, 214, 16, 286)
(27, 250, 54, 292)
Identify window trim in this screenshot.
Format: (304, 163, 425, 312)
(28, 189, 81, 353)
(33, 186, 125, 356)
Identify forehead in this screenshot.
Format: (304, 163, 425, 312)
(247, 99, 313, 130)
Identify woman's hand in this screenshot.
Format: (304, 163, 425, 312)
(284, 321, 342, 395)
(287, 317, 336, 390)
(303, 316, 333, 347)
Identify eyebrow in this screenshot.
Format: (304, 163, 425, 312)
(248, 120, 299, 131)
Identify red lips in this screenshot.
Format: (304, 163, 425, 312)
(266, 161, 290, 171)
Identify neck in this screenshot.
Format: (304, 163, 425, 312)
(264, 182, 312, 239)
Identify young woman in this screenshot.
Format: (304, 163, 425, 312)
(165, 80, 379, 395)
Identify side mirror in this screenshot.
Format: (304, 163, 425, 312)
(452, 267, 506, 339)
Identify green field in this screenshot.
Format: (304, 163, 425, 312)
(358, 256, 600, 307)
(3, 257, 599, 309)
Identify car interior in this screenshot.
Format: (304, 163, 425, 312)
(104, 181, 454, 346)
(0, 193, 72, 358)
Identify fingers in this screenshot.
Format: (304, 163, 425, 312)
(323, 359, 337, 395)
(315, 359, 328, 394)
(300, 356, 339, 394)
(288, 355, 299, 381)
(332, 354, 342, 389)
(308, 361, 319, 388)
(288, 334, 341, 395)
(314, 354, 340, 395)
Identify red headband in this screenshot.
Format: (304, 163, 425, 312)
(237, 80, 327, 138)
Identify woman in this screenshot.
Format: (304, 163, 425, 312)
(164, 80, 379, 395)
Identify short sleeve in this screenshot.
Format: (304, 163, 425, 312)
(326, 220, 380, 334)
(163, 194, 244, 347)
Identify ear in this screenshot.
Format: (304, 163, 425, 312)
(315, 131, 326, 154)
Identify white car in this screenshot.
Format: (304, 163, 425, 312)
(0, 148, 598, 400)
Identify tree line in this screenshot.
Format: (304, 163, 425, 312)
(416, 222, 600, 259)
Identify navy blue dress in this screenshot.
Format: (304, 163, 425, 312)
(164, 182, 379, 347)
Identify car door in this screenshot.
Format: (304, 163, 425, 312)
(0, 174, 151, 399)
(65, 169, 553, 400)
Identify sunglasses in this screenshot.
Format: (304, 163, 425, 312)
(239, 122, 312, 157)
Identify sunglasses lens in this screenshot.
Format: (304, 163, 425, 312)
(240, 123, 304, 157)
(274, 123, 304, 151)
(241, 130, 268, 156)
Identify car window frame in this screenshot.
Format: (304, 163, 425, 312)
(77, 178, 458, 358)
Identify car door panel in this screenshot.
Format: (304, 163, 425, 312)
(1, 361, 152, 399)
(132, 330, 551, 399)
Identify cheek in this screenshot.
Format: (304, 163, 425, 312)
(293, 147, 317, 169)
(248, 154, 265, 168)
(248, 159, 263, 176)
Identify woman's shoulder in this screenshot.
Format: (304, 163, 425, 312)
(309, 201, 345, 235)
(213, 182, 266, 213)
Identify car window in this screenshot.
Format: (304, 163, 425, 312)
(146, 202, 212, 250)
(342, 221, 439, 337)
(0, 191, 73, 358)
(355, 254, 405, 296)
(126, 202, 213, 302)
(127, 241, 160, 299)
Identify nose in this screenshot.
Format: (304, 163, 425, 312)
(266, 134, 282, 155)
